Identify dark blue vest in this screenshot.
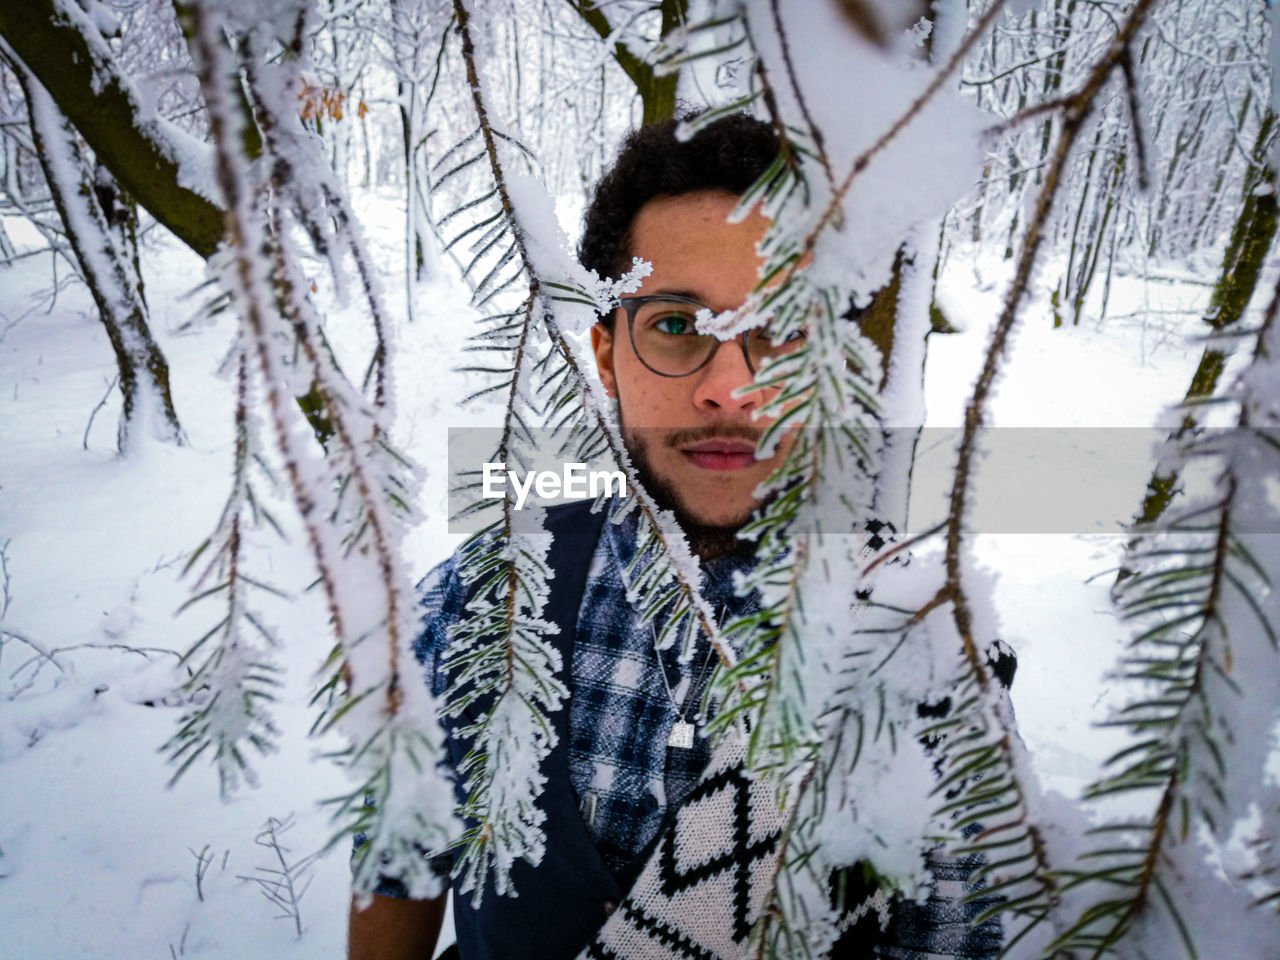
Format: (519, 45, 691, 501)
(441, 500, 627, 960)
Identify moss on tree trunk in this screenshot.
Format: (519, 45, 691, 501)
(0, 0, 225, 258)
(1133, 114, 1277, 530)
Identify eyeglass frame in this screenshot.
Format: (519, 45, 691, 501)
(614, 294, 793, 379)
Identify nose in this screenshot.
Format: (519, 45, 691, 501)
(691, 335, 759, 412)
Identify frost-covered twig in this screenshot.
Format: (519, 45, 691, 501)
(166, 349, 282, 797)
(782, 0, 1010, 286)
(1050, 246, 1280, 958)
(651, 9, 932, 955)
(442, 1, 574, 898)
(82, 374, 120, 450)
(1, 621, 183, 700)
(185, 0, 457, 899)
(441, 0, 744, 898)
(236, 814, 318, 937)
(1, 625, 69, 697)
(871, 0, 1167, 948)
(238, 38, 415, 711)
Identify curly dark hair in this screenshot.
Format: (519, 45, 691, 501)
(578, 112, 779, 325)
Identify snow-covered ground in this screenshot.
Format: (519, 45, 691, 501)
(0, 189, 1221, 957)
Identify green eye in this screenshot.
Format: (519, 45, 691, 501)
(654, 312, 696, 335)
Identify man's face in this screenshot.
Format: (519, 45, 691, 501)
(590, 190, 795, 536)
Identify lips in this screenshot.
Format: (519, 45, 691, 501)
(680, 439, 759, 471)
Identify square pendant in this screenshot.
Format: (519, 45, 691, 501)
(667, 720, 695, 749)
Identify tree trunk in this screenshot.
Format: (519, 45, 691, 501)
(1127, 113, 1277, 537)
(20, 67, 183, 451)
(0, 219, 14, 265)
(0, 0, 224, 258)
(391, 0, 447, 306)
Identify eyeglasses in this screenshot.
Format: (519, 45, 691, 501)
(616, 295, 807, 378)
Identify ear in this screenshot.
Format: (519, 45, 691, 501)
(591, 322, 618, 399)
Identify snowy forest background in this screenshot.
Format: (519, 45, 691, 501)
(1, 0, 1279, 957)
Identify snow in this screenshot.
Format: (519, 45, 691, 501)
(3, 5, 1278, 954)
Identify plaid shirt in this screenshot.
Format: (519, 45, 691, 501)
(418, 499, 757, 875)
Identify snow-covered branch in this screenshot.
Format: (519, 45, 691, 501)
(178, 0, 458, 899)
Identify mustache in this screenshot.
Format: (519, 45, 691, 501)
(660, 425, 762, 448)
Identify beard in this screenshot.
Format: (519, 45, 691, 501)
(621, 424, 762, 563)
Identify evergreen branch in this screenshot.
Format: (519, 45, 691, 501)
(167, 348, 281, 796)
(189, 4, 456, 901)
(319, 182, 394, 409)
(452, 0, 740, 674)
(443, 283, 568, 898)
(1055, 231, 1280, 957)
(242, 39, 418, 718)
(920, 0, 1165, 942)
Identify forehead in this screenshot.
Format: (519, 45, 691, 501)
(628, 190, 772, 309)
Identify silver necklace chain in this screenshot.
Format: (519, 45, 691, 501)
(610, 516, 723, 749)
(650, 618, 718, 747)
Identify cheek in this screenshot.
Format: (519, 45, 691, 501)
(615, 372, 690, 428)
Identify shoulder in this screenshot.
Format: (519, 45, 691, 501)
(411, 503, 612, 684)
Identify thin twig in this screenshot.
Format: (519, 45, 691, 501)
(1, 625, 70, 696)
(236, 815, 315, 937)
(190, 844, 213, 902)
(981, 93, 1076, 139)
(861, 519, 946, 575)
(0, 539, 11, 621)
(319, 183, 392, 409)
(766, 0, 834, 189)
(0, 243, 59, 268)
(4, 634, 181, 697)
(82, 374, 119, 450)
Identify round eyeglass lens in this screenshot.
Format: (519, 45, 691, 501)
(628, 297, 809, 376)
(630, 298, 718, 375)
